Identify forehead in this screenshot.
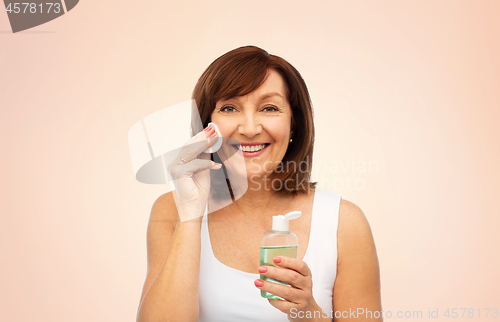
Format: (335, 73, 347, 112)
(257, 69, 287, 95)
(220, 69, 288, 103)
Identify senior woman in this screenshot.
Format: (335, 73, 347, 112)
(137, 46, 382, 322)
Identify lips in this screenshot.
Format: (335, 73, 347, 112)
(232, 143, 270, 157)
(234, 143, 270, 152)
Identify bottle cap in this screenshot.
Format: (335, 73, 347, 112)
(272, 211, 302, 232)
(204, 122, 223, 153)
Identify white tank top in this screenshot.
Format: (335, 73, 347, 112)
(198, 189, 341, 322)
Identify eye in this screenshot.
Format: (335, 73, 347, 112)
(220, 105, 237, 112)
(262, 105, 279, 112)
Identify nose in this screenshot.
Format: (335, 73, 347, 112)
(237, 111, 262, 139)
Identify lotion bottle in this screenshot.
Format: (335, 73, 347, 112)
(260, 210, 302, 299)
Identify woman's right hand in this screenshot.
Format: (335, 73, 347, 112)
(167, 124, 222, 221)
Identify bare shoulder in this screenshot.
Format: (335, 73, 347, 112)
(337, 199, 377, 265)
(139, 191, 179, 306)
(339, 199, 370, 234)
(333, 199, 382, 316)
(338, 199, 370, 231)
(149, 191, 179, 229)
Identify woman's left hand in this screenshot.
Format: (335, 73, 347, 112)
(254, 256, 327, 321)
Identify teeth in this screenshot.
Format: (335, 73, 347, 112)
(237, 144, 267, 152)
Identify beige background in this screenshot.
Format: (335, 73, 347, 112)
(1, 1, 499, 321)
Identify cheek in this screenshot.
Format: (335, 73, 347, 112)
(210, 114, 233, 137)
(266, 120, 291, 144)
(213, 122, 235, 138)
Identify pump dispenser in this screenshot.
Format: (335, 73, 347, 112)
(260, 211, 302, 299)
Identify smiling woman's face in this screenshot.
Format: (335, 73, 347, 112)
(211, 69, 292, 180)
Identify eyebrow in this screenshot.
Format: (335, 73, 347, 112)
(221, 92, 283, 103)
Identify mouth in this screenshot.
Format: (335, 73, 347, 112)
(231, 143, 270, 156)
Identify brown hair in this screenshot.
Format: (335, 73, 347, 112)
(192, 45, 316, 194)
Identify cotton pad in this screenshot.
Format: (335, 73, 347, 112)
(204, 122, 223, 153)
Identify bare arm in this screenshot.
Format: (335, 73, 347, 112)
(137, 125, 218, 322)
(332, 200, 382, 322)
(136, 192, 204, 322)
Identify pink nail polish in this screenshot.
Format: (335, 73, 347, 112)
(273, 257, 281, 263)
(258, 266, 267, 273)
(203, 124, 213, 132)
(211, 163, 222, 169)
(254, 279, 264, 287)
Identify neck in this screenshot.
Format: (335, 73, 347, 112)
(228, 175, 291, 220)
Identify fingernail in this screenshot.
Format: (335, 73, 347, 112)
(273, 257, 281, 264)
(203, 124, 213, 132)
(211, 163, 222, 169)
(258, 266, 267, 273)
(254, 279, 264, 287)
(205, 128, 215, 139)
(210, 131, 217, 137)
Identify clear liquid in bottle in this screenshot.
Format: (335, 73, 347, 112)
(260, 245, 298, 299)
